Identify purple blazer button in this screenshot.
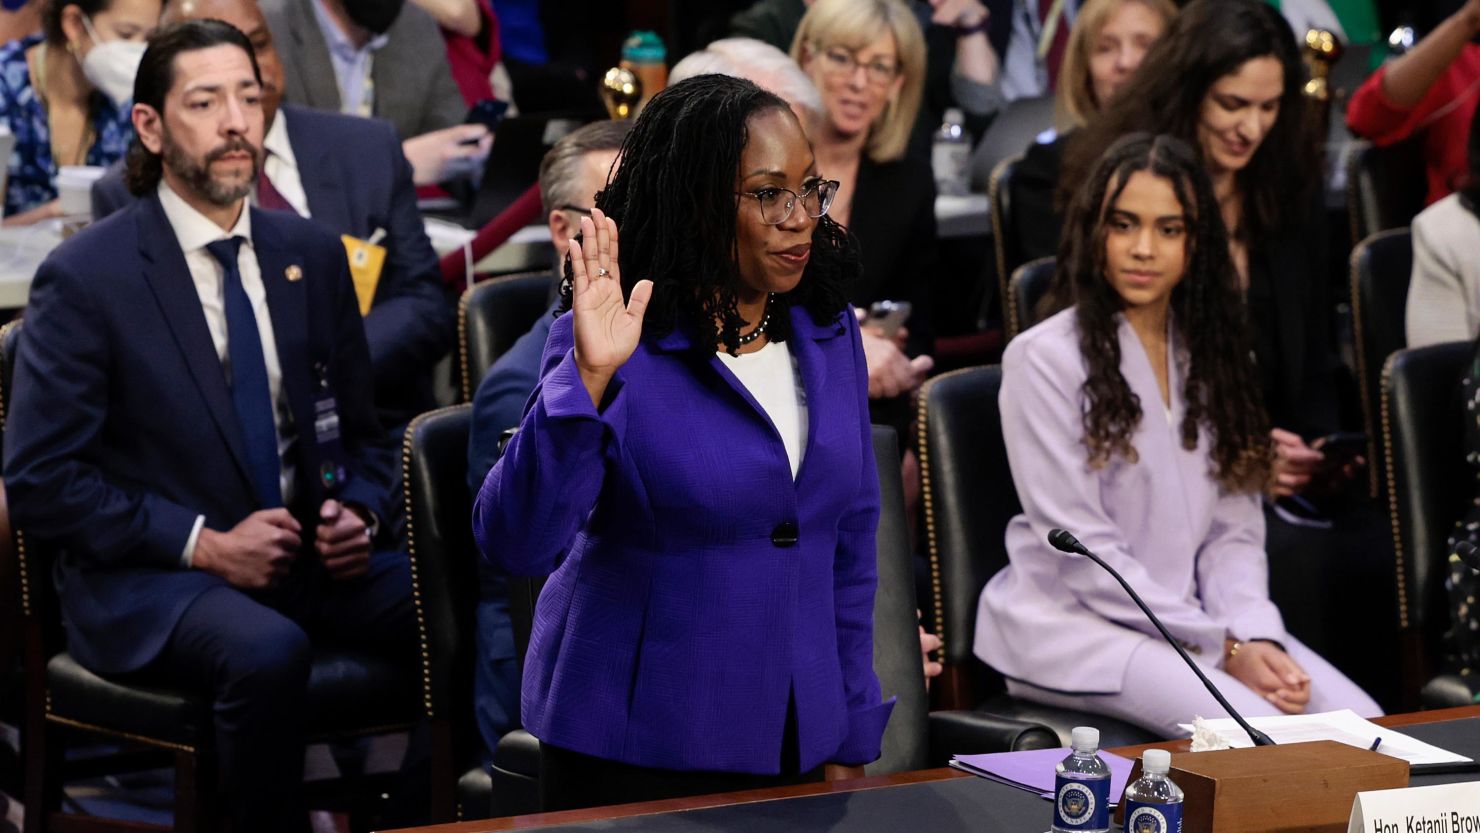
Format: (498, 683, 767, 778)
(770, 522, 799, 547)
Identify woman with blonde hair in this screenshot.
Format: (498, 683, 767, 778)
(792, 0, 937, 355)
(1013, 0, 1177, 265)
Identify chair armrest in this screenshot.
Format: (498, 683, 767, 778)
(1421, 674, 1480, 710)
(927, 709, 1059, 766)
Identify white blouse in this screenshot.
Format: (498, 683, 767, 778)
(716, 340, 807, 479)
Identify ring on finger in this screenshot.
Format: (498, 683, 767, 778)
(596, 267, 610, 277)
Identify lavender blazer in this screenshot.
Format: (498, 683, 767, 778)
(975, 308, 1287, 695)
(473, 305, 893, 774)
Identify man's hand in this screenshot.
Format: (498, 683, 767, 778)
(401, 124, 492, 186)
(861, 328, 933, 399)
(193, 508, 302, 589)
(316, 499, 373, 581)
(1225, 640, 1311, 715)
(920, 623, 943, 691)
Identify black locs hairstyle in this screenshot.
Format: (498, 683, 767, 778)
(123, 19, 263, 196)
(556, 74, 857, 354)
(1051, 133, 1272, 493)
(1062, 0, 1314, 243)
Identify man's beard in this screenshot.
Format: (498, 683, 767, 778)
(162, 132, 259, 207)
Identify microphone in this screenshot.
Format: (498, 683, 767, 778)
(1456, 541, 1480, 573)
(1047, 528, 1277, 747)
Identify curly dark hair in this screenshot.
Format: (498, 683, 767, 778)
(1047, 133, 1272, 493)
(556, 74, 858, 354)
(1060, 0, 1314, 244)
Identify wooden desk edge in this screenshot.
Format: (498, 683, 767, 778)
(383, 706, 1480, 832)
(380, 767, 970, 832)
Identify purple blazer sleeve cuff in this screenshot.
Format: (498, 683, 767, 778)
(1226, 604, 1287, 647)
(539, 349, 629, 444)
(833, 695, 896, 766)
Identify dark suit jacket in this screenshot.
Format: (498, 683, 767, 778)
(3, 194, 395, 675)
(1011, 130, 1069, 270)
(92, 105, 454, 429)
(260, 0, 465, 141)
(848, 152, 939, 355)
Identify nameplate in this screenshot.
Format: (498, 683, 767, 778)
(1348, 782, 1480, 833)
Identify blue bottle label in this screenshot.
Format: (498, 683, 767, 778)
(1054, 775, 1110, 830)
(1124, 800, 1183, 833)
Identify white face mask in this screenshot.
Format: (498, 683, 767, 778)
(79, 16, 146, 108)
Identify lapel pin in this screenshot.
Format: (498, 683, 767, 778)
(285, 264, 303, 282)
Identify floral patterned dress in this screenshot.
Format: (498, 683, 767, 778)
(0, 34, 133, 217)
(1445, 337, 1480, 677)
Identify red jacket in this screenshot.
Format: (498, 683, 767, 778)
(1346, 44, 1480, 205)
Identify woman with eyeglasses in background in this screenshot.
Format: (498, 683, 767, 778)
(792, 0, 937, 358)
(475, 74, 892, 812)
(0, 0, 158, 223)
(1012, 0, 1177, 266)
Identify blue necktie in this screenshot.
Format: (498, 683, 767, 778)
(205, 237, 284, 508)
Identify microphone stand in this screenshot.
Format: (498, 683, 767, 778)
(1048, 528, 1277, 747)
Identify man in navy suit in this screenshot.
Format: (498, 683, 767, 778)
(5, 20, 412, 832)
(91, 0, 453, 431)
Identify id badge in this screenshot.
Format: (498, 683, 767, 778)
(341, 233, 387, 317)
(312, 363, 349, 496)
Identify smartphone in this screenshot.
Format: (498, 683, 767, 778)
(1313, 431, 1366, 472)
(464, 99, 509, 136)
(867, 300, 912, 339)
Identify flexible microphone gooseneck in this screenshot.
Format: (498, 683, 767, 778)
(1046, 528, 1277, 747)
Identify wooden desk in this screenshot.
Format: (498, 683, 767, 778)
(384, 706, 1480, 833)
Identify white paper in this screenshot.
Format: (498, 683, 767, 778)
(1178, 709, 1472, 767)
(1349, 782, 1480, 833)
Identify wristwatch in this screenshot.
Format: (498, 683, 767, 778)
(345, 501, 381, 541)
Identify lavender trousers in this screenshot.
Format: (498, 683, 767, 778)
(1006, 636, 1383, 738)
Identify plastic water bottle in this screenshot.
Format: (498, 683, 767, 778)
(931, 107, 971, 196)
(1052, 726, 1111, 833)
(1122, 749, 1184, 833)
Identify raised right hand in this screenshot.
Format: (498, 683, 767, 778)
(570, 207, 653, 407)
(193, 508, 302, 590)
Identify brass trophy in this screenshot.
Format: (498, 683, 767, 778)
(601, 67, 643, 120)
(1302, 28, 1344, 102)
(1301, 28, 1344, 145)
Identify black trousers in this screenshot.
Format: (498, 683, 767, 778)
(137, 549, 414, 832)
(538, 696, 821, 812)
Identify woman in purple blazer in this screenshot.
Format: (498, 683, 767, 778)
(975, 134, 1379, 738)
(474, 75, 892, 810)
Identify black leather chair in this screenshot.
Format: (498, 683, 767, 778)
(1346, 139, 1426, 247)
(401, 404, 485, 821)
(457, 271, 555, 402)
(866, 426, 1058, 772)
(916, 365, 1159, 747)
(1006, 257, 1055, 343)
(478, 426, 1058, 818)
(989, 155, 1024, 313)
(1350, 228, 1412, 497)
(9, 319, 419, 833)
(1378, 343, 1474, 709)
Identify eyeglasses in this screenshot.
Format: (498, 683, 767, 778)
(559, 204, 593, 216)
(736, 179, 840, 225)
(818, 45, 899, 86)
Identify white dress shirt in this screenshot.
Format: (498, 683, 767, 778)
(1001, 0, 1078, 102)
(260, 110, 311, 218)
(157, 182, 297, 563)
(311, 0, 389, 117)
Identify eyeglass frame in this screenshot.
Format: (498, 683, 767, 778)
(734, 179, 841, 226)
(558, 204, 594, 216)
(813, 43, 901, 87)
